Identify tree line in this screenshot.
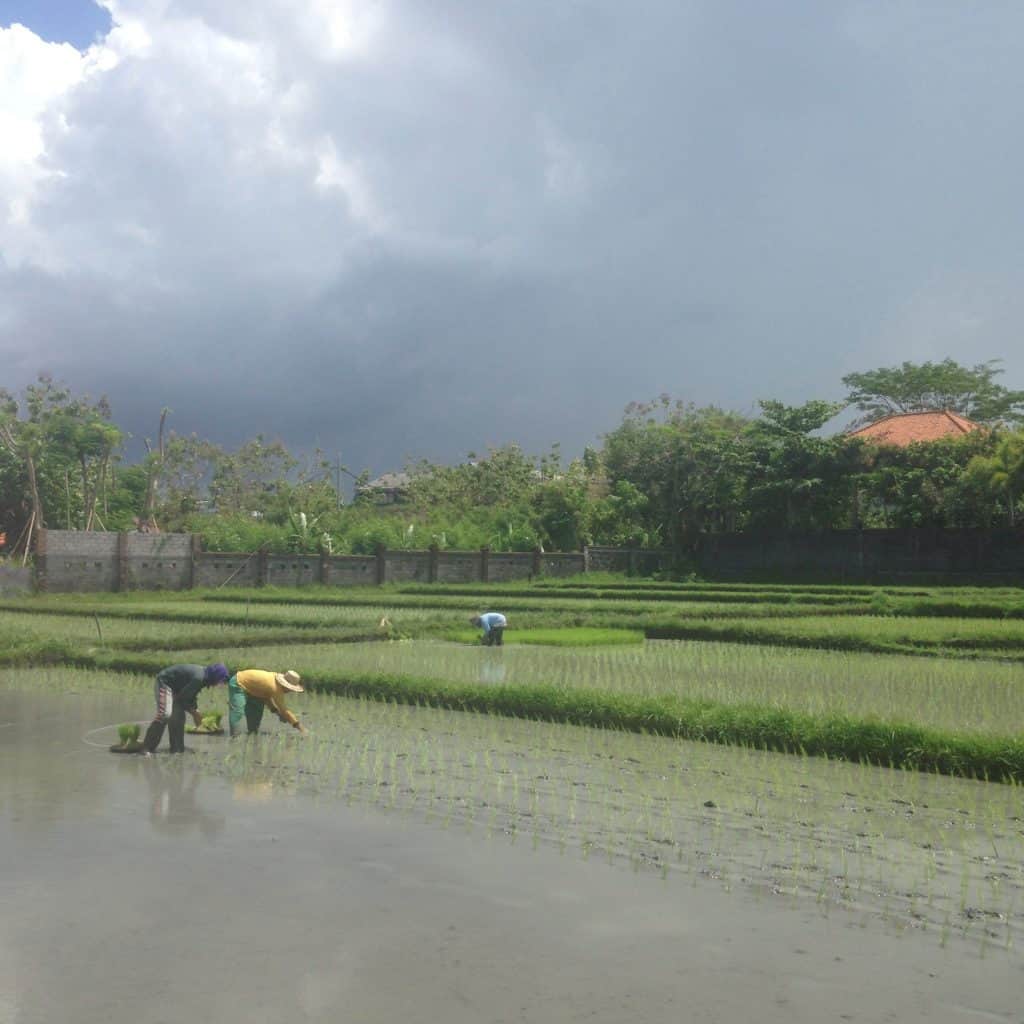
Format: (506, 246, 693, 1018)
(2, 359, 1023, 562)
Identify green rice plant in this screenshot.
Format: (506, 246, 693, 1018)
(117, 723, 140, 745)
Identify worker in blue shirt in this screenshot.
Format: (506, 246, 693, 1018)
(470, 612, 507, 646)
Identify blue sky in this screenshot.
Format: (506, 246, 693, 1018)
(0, 0, 109, 49)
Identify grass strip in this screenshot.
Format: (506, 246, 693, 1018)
(0, 594, 873, 626)
(643, 617, 1024, 659)
(440, 628, 645, 647)
(393, 584, 870, 606)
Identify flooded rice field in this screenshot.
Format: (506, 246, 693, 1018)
(1, 671, 1021, 1023)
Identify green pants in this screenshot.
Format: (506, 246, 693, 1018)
(228, 675, 266, 736)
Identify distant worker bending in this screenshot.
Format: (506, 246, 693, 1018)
(228, 669, 307, 736)
(471, 612, 507, 647)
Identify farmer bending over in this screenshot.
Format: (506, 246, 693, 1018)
(471, 612, 507, 646)
(229, 669, 306, 736)
(143, 663, 230, 755)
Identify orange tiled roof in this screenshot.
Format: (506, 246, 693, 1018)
(847, 410, 982, 447)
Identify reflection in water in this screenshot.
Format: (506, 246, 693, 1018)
(141, 758, 226, 841)
(478, 653, 507, 685)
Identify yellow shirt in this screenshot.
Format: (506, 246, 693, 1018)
(236, 670, 300, 728)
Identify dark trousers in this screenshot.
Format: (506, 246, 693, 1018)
(483, 627, 505, 647)
(145, 681, 187, 752)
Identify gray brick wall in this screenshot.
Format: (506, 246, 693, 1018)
(39, 530, 119, 591)
(325, 556, 377, 586)
(0, 566, 31, 594)
(29, 529, 669, 591)
(265, 556, 319, 588)
(540, 553, 585, 577)
(193, 552, 259, 588)
(437, 552, 481, 583)
(382, 551, 431, 583)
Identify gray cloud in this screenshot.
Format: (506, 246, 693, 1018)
(2, 0, 1023, 474)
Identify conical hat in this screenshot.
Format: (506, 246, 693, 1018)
(275, 670, 303, 692)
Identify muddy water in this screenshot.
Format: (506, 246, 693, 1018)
(1, 687, 1021, 1024)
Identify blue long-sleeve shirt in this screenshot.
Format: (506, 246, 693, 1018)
(478, 612, 507, 634)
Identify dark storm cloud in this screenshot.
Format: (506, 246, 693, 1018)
(2, 0, 1024, 473)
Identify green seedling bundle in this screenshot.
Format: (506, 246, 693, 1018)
(111, 721, 142, 753)
(189, 711, 224, 735)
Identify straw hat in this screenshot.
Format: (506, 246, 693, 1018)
(275, 670, 304, 692)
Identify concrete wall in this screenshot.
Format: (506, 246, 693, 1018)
(437, 551, 482, 583)
(695, 528, 1024, 581)
(0, 565, 32, 595)
(487, 553, 534, 582)
(382, 550, 431, 584)
(29, 529, 669, 592)
(37, 530, 119, 592)
(27, 528, 1024, 589)
(190, 551, 260, 589)
(540, 553, 586, 577)
(324, 555, 377, 587)
(123, 533, 192, 590)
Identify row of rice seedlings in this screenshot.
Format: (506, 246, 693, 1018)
(21, 590, 1024, 644)
(213, 686, 1024, 950)
(391, 583, 873, 606)
(198, 590, 873, 618)
(4, 665, 1020, 952)
(0, 596, 890, 642)
(0, 609, 391, 653)
(0, 599, 447, 631)
(646, 614, 1024, 657)
(146, 638, 1024, 738)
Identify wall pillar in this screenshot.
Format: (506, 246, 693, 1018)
(257, 545, 269, 587)
(375, 544, 387, 585)
(480, 546, 490, 583)
(428, 544, 440, 583)
(319, 547, 331, 586)
(34, 527, 48, 592)
(189, 534, 202, 589)
(116, 532, 129, 592)
(582, 545, 591, 574)
(531, 546, 542, 578)
(627, 548, 637, 576)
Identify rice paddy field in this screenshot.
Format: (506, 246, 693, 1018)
(2, 575, 1024, 960)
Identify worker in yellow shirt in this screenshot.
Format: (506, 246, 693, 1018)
(228, 669, 307, 737)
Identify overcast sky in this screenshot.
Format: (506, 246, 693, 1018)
(2, 1, 1024, 474)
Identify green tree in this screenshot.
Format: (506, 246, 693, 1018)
(210, 436, 297, 515)
(842, 359, 1024, 425)
(0, 376, 124, 554)
(746, 400, 859, 529)
(856, 432, 994, 528)
(158, 433, 222, 529)
(602, 398, 752, 560)
(965, 432, 1024, 526)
